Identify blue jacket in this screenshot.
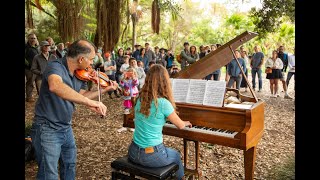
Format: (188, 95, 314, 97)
(227, 58, 246, 77)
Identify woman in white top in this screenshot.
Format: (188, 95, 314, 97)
(265, 50, 283, 97)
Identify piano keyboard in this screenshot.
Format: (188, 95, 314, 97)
(164, 122, 238, 138)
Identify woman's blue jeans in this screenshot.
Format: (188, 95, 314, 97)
(128, 141, 184, 179)
(30, 122, 77, 180)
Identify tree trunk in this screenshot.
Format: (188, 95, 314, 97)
(26, 0, 34, 29)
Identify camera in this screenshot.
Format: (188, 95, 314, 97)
(125, 72, 133, 78)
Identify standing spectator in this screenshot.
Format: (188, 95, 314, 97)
(168, 61, 180, 78)
(30, 39, 117, 180)
(104, 53, 120, 98)
(137, 48, 149, 72)
(208, 44, 221, 81)
(250, 45, 264, 92)
(199, 45, 206, 59)
(64, 41, 71, 53)
(227, 50, 246, 90)
(132, 44, 141, 59)
(115, 48, 125, 83)
(31, 41, 57, 95)
(154, 46, 160, 61)
(88, 49, 105, 91)
(137, 60, 144, 69)
(240, 49, 250, 92)
(127, 64, 192, 180)
(180, 42, 197, 70)
(277, 45, 293, 99)
(120, 55, 130, 75)
(56, 43, 66, 58)
(157, 48, 167, 67)
(125, 47, 132, 57)
(286, 48, 295, 90)
(165, 49, 175, 69)
(265, 50, 283, 97)
(144, 42, 156, 63)
(25, 33, 40, 102)
(190, 45, 199, 61)
(46, 37, 56, 56)
(129, 57, 146, 90)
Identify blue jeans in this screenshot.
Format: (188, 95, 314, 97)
(31, 122, 77, 180)
(251, 68, 262, 90)
(227, 75, 242, 89)
(286, 72, 295, 90)
(128, 141, 184, 179)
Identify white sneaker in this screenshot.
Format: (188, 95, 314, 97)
(129, 128, 135, 132)
(117, 127, 127, 133)
(124, 109, 130, 114)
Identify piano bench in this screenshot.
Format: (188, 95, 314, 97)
(111, 156, 179, 180)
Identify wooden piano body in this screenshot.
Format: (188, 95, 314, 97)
(123, 31, 265, 180)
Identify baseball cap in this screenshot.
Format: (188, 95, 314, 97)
(40, 41, 50, 47)
(104, 52, 110, 58)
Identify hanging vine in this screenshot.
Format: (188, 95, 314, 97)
(54, 0, 84, 43)
(151, 0, 160, 34)
(100, 0, 122, 52)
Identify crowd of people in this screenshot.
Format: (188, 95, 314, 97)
(25, 33, 295, 179)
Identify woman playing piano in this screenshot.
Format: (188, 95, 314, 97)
(127, 64, 192, 180)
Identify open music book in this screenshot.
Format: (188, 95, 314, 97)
(170, 78, 226, 107)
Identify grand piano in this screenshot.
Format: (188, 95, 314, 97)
(123, 31, 264, 180)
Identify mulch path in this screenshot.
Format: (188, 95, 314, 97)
(25, 73, 295, 179)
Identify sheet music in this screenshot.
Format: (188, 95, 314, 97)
(172, 79, 190, 102)
(186, 79, 207, 105)
(203, 81, 226, 107)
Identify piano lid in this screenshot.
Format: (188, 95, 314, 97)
(176, 31, 258, 79)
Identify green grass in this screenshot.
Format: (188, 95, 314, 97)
(25, 120, 32, 136)
(266, 155, 295, 180)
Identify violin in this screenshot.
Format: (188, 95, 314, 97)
(74, 66, 112, 88)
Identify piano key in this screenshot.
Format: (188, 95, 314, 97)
(164, 123, 238, 138)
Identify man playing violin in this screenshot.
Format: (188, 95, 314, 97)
(30, 39, 118, 180)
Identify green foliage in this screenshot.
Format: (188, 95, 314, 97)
(159, 0, 183, 21)
(249, 0, 295, 38)
(25, 120, 32, 136)
(266, 155, 295, 179)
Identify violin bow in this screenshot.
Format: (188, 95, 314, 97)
(96, 68, 104, 118)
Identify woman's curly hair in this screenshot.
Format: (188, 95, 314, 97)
(138, 64, 176, 117)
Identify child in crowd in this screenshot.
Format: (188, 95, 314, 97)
(118, 68, 139, 132)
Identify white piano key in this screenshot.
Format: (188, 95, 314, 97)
(164, 123, 238, 138)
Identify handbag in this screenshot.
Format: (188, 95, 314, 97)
(265, 67, 272, 74)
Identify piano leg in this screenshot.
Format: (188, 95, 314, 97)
(244, 146, 257, 180)
(183, 139, 201, 179)
(183, 139, 188, 169)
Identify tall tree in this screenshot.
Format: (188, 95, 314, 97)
(51, 0, 84, 43)
(26, 0, 34, 29)
(249, 0, 295, 38)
